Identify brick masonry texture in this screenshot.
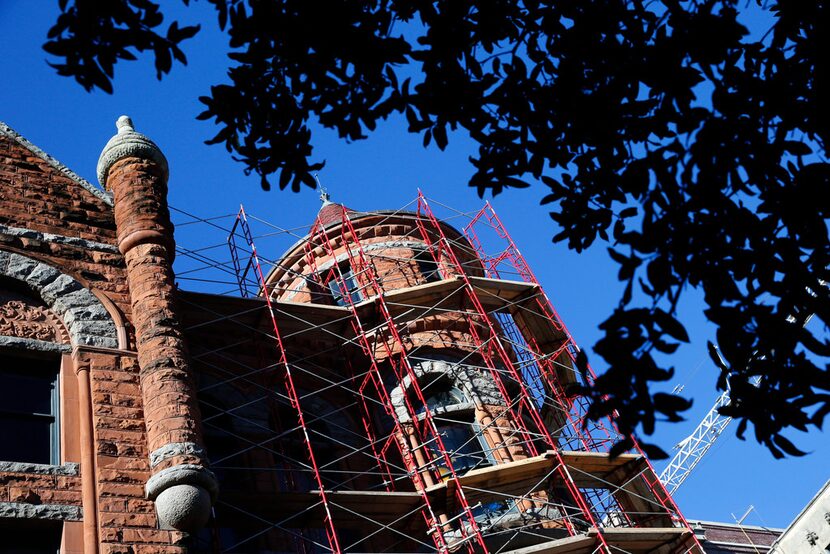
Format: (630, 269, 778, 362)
(0, 124, 184, 551)
(0, 132, 132, 321)
(105, 155, 209, 473)
(101, 140, 214, 535)
(0, 471, 82, 513)
(82, 348, 186, 552)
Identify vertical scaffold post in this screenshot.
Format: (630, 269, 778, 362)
(457, 198, 702, 544)
(415, 192, 612, 550)
(303, 206, 489, 553)
(228, 206, 343, 553)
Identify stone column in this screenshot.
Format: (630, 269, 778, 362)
(97, 116, 217, 532)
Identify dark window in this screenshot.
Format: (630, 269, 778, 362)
(418, 385, 494, 475)
(419, 386, 465, 415)
(415, 250, 441, 283)
(0, 520, 61, 553)
(418, 382, 512, 525)
(0, 354, 59, 465)
(307, 276, 330, 305)
(310, 263, 362, 306)
(329, 266, 361, 306)
(433, 421, 491, 474)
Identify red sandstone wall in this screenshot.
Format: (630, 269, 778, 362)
(0, 131, 179, 550)
(80, 350, 185, 553)
(0, 134, 131, 318)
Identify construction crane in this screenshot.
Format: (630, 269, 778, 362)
(659, 287, 822, 494)
(658, 376, 746, 495)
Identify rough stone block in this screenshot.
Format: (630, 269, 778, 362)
(51, 288, 98, 316)
(24, 261, 61, 289)
(40, 273, 82, 304)
(6, 252, 39, 281)
(0, 501, 82, 521)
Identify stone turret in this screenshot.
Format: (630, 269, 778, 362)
(97, 116, 217, 531)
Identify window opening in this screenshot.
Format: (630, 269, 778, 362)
(418, 386, 465, 415)
(0, 353, 59, 465)
(415, 249, 441, 283)
(0, 520, 62, 553)
(418, 380, 514, 526)
(328, 265, 362, 306)
(417, 384, 493, 475)
(311, 262, 362, 306)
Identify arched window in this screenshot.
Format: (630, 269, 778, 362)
(417, 382, 494, 475)
(419, 385, 464, 415)
(415, 374, 514, 529)
(0, 282, 68, 466)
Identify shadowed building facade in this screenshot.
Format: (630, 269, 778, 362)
(0, 118, 717, 553)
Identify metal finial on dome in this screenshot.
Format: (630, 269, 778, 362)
(315, 174, 331, 204)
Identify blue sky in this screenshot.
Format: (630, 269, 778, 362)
(1, 1, 826, 529)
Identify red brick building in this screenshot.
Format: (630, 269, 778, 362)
(0, 117, 709, 553)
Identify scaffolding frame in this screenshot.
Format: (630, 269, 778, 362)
(168, 195, 703, 553)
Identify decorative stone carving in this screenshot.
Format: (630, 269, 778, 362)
(0, 291, 67, 344)
(0, 250, 118, 348)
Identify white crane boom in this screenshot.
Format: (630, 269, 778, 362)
(659, 287, 821, 495)
(658, 388, 736, 495)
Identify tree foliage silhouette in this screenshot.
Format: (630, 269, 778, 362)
(45, 0, 830, 458)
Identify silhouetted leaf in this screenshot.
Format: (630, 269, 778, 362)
(42, 0, 830, 459)
(639, 442, 669, 460)
(772, 434, 808, 457)
(609, 436, 634, 459)
(654, 310, 689, 343)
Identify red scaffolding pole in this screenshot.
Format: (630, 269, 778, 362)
(301, 206, 490, 552)
(229, 207, 343, 553)
(221, 195, 704, 553)
(457, 197, 703, 545)
(415, 193, 612, 551)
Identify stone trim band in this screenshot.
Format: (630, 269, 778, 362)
(149, 442, 209, 469)
(0, 502, 82, 521)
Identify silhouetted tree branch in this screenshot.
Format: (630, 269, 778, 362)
(45, 0, 830, 458)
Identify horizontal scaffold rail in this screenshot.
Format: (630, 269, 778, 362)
(169, 194, 705, 553)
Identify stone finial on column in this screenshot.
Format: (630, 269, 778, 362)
(97, 115, 169, 188)
(98, 116, 217, 532)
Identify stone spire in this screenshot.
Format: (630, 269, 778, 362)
(98, 116, 217, 532)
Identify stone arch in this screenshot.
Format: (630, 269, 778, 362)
(0, 250, 118, 349)
(390, 354, 507, 423)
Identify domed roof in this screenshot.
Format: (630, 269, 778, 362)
(314, 189, 354, 227)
